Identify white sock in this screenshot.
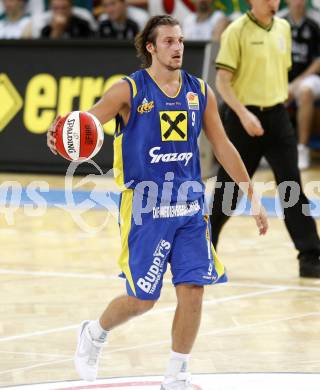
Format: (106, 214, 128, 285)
(88, 320, 108, 342)
(165, 350, 190, 378)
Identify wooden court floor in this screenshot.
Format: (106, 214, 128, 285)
(1, 169, 320, 387)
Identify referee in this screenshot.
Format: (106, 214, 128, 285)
(210, 0, 320, 278)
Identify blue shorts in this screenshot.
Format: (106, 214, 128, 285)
(117, 190, 227, 300)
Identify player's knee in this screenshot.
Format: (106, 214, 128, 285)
(297, 87, 314, 103)
(177, 284, 204, 307)
(129, 296, 156, 316)
(189, 285, 204, 307)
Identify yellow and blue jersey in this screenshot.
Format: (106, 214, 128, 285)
(113, 69, 207, 203)
(113, 69, 227, 300)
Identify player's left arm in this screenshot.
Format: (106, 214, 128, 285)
(202, 85, 268, 235)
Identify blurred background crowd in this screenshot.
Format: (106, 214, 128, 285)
(0, 0, 319, 170)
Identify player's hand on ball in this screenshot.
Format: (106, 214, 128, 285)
(47, 116, 61, 155)
(52, 111, 104, 161)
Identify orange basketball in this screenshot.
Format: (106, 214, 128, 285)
(54, 111, 104, 161)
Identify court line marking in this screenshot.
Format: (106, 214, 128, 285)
(143, 287, 287, 316)
(0, 350, 71, 359)
(0, 268, 320, 292)
(0, 287, 286, 343)
(0, 311, 319, 376)
(0, 358, 72, 376)
(0, 269, 118, 281)
(230, 281, 320, 292)
(1, 267, 320, 292)
(202, 311, 320, 336)
(0, 325, 79, 343)
(0, 288, 287, 366)
(105, 311, 320, 354)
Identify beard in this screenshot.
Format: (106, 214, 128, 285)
(153, 46, 183, 71)
(166, 64, 182, 71)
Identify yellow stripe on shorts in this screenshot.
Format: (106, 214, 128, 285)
(118, 189, 136, 295)
(211, 244, 225, 279)
(204, 214, 225, 279)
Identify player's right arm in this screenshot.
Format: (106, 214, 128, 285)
(47, 79, 131, 155)
(88, 79, 131, 125)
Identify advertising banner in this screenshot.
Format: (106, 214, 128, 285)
(0, 39, 209, 174)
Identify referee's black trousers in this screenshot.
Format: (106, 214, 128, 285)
(210, 104, 320, 256)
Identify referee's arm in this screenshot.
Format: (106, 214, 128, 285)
(216, 68, 264, 137)
(203, 85, 251, 189)
(203, 85, 268, 236)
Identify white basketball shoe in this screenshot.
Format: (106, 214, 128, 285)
(74, 320, 106, 381)
(160, 372, 194, 389)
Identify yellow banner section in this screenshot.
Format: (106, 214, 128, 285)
(0, 74, 23, 132)
(1, 73, 125, 136)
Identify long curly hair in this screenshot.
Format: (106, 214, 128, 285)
(134, 15, 180, 68)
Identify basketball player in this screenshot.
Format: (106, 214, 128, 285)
(47, 15, 268, 389)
